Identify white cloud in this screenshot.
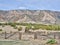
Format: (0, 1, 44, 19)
(18, 7, 28, 9)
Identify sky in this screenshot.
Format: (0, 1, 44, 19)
(0, 0, 60, 11)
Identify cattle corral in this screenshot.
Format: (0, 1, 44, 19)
(0, 30, 60, 40)
(0, 31, 60, 45)
(0, 23, 60, 45)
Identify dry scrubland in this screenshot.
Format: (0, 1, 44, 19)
(0, 23, 60, 45)
(0, 23, 60, 31)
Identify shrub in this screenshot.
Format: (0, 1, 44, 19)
(0, 29, 2, 31)
(45, 25, 52, 30)
(58, 25, 60, 30)
(10, 23, 16, 27)
(18, 27, 22, 31)
(46, 39, 57, 44)
(14, 26, 17, 29)
(25, 26, 31, 32)
(0, 23, 60, 31)
(2, 25, 5, 27)
(0, 23, 2, 25)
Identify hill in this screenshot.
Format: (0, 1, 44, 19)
(0, 9, 60, 24)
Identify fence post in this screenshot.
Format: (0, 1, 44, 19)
(34, 32, 37, 40)
(10, 31, 12, 34)
(4, 31, 7, 39)
(54, 33, 56, 39)
(19, 32, 22, 40)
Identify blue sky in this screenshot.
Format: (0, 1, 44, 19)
(0, 0, 60, 11)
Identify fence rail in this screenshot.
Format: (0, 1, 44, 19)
(0, 31, 60, 40)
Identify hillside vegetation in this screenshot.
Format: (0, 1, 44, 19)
(0, 23, 60, 30)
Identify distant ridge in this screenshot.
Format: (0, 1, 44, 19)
(0, 9, 60, 24)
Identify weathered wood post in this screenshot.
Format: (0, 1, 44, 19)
(18, 32, 22, 40)
(10, 31, 12, 34)
(34, 32, 37, 40)
(54, 33, 56, 39)
(4, 31, 7, 39)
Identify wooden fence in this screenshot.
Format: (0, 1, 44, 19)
(0, 31, 60, 40)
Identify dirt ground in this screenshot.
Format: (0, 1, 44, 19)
(0, 25, 60, 45)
